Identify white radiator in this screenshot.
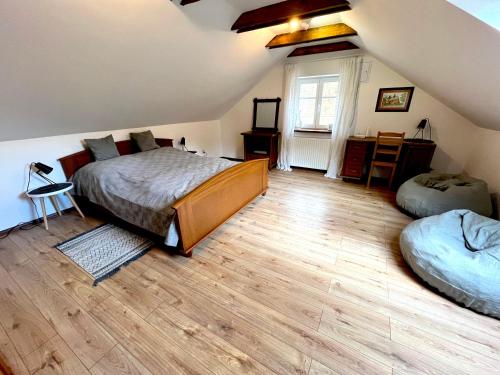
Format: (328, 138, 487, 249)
(290, 136, 330, 170)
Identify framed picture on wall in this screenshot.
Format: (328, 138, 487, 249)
(375, 87, 414, 112)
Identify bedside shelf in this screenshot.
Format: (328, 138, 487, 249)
(241, 131, 280, 170)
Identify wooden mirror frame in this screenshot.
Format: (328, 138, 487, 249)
(252, 97, 281, 132)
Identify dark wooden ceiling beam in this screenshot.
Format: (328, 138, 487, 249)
(288, 41, 359, 57)
(180, 0, 200, 5)
(266, 23, 357, 49)
(232, 0, 351, 33)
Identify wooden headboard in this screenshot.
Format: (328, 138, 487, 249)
(58, 138, 173, 179)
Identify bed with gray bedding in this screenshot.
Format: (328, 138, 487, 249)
(72, 147, 237, 246)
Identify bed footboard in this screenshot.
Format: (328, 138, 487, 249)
(172, 158, 268, 256)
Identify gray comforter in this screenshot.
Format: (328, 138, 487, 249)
(72, 147, 237, 246)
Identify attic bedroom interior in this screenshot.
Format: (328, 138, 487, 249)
(1, 0, 500, 374)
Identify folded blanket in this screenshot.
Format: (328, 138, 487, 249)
(461, 211, 500, 253)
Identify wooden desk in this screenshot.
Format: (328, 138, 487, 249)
(341, 136, 436, 188)
(242, 131, 280, 170)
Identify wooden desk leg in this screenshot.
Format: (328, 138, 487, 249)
(64, 192, 85, 219)
(49, 196, 62, 216)
(40, 198, 49, 230)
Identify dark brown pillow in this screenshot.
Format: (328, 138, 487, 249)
(130, 130, 160, 152)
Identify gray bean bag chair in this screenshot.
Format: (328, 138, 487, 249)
(400, 210, 500, 318)
(396, 173, 492, 218)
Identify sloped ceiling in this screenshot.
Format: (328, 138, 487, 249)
(0, 0, 287, 141)
(2, 0, 499, 142)
(343, 0, 500, 131)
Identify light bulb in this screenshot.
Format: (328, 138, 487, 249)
(289, 18, 300, 32)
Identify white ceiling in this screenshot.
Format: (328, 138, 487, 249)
(1, 0, 499, 142)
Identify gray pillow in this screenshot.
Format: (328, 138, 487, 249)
(84, 134, 120, 161)
(130, 130, 160, 152)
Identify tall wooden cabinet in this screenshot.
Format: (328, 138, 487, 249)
(241, 131, 280, 170)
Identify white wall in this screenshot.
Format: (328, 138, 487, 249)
(220, 54, 478, 175)
(465, 128, 500, 194)
(220, 65, 284, 158)
(0, 120, 222, 231)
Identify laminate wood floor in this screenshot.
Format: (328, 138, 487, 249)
(1, 169, 499, 374)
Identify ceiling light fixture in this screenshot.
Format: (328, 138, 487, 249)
(289, 18, 300, 32)
(288, 18, 311, 32)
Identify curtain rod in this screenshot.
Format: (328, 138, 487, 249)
(285, 52, 366, 65)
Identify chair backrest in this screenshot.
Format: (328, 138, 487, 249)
(372, 131, 405, 162)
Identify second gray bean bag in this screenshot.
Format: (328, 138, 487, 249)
(396, 173, 492, 218)
(400, 210, 500, 319)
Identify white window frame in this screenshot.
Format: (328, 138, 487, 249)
(295, 75, 339, 132)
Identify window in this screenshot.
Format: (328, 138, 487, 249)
(296, 75, 339, 132)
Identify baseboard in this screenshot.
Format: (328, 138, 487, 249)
(0, 207, 75, 236)
(291, 165, 327, 173)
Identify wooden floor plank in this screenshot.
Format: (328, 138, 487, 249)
(180, 270, 390, 375)
(99, 268, 164, 318)
(0, 323, 29, 375)
(147, 303, 275, 374)
(90, 344, 153, 375)
(7, 260, 116, 368)
(309, 360, 341, 375)
(0, 264, 57, 358)
(90, 296, 222, 375)
(391, 319, 500, 374)
(143, 268, 312, 374)
(23, 335, 90, 375)
(12, 230, 110, 310)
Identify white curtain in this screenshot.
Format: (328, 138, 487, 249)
(325, 56, 363, 179)
(277, 63, 298, 171)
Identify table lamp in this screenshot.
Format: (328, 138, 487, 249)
(33, 162, 55, 184)
(413, 118, 432, 140)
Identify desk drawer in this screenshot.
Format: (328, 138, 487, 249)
(343, 166, 363, 178)
(348, 142, 368, 154)
(342, 139, 371, 179)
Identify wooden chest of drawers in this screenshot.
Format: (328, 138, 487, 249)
(341, 138, 373, 179)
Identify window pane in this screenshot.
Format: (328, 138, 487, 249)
(299, 82, 318, 98)
(319, 97, 336, 128)
(320, 98, 336, 116)
(298, 98, 316, 127)
(319, 116, 335, 128)
(322, 81, 339, 97)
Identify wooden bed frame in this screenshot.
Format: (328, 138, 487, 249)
(58, 138, 268, 256)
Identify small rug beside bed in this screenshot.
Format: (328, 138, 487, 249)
(55, 224, 153, 286)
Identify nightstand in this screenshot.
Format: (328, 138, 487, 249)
(26, 182, 85, 230)
(241, 131, 280, 170)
